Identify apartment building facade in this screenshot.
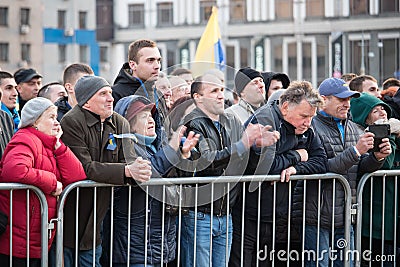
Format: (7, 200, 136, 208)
(111, 0, 400, 88)
(0, 0, 399, 87)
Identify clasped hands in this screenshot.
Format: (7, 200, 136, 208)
(242, 123, 280, 149)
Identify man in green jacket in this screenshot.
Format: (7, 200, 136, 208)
(60, 75, 152, 267)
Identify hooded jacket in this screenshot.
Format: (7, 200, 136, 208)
(350, 93, 399, 240)
(106, 95, 178, 264)
(261, 72, 290, 98)
(112, 63, 168, 126)
(350, 92, 392, 128)
(0, 127, 86, 258)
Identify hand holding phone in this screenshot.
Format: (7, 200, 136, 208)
(366, 124, 390, 152)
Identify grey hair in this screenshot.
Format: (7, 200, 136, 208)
(279, 80, 324, 108)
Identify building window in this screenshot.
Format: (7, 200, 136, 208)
(317, 44, 327, 84)
(128, 4, 145, 28)
(333, 0, 343, 17)
(350, 0, 369, 15)
(349, 39, 370, 75)
(79, 11, 87, 29)
(306, 0, 324, 18)
(274, 45, 283, 72)
(200, 0, 216, 23)
(229, 0, 246, 23)
(240, 47, 249, 68)
(100, 46, 108, 62)
(0, 7, 8, 26)
(58, 45, 66, 63)
(21, 43, 31, 62)
(275, 0, 293, 20)
(288, 43, 297, 79)
(20, 8, 30, 25)
(0, 43, 9, 62)
(303, 43, 312, 81)
(379, 38, 400, 83)
(157, 2, 173, 26)
(380, 0, 399, 13)
(79, 45, 88, 63)
(58, 10, 66, 29)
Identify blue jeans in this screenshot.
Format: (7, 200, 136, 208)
(304, 225, 354, 267)
(63, 245, 102, 267)
(181, 210, 232, 267)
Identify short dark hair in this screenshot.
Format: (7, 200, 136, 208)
(349, 75, 377, 92)
(0, 71, 13, 85)
(128, 39, 157, 62)
(190, 76, 204, 98)
(38, 82, 63, 98)
(63, 63, 94, 85)
(382, 77, 400, 90)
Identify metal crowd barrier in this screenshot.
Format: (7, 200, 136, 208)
(0, 183, 49, 267)
(356, 170, 400, 267)
(54, 173, 352, 267)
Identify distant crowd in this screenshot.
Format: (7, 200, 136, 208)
(0, 38, 399, 267)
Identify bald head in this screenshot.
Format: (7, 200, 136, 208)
(169, 75, 190, 104)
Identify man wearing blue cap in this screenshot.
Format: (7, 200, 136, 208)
(293, 77, 392, 267)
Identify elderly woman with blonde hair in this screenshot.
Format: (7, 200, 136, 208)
(0, 97, 86, 267)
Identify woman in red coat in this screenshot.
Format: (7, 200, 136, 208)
(0, 97, 86, 266)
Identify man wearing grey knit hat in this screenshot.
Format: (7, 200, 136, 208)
(225, 67, 265, 124)
(60, 75, 152, 267)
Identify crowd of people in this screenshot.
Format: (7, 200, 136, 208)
(0, 38, 398, 267)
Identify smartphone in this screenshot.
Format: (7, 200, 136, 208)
(366, 124, 390, 152)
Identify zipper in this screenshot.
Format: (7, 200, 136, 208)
(100, 122, 104, 161)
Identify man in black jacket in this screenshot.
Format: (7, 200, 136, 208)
(179, 74, 280, 267)
(229, 81, 327, 267)
(112, 39, 170, 128)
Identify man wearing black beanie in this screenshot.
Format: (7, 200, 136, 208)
(226, 67, 265, 124)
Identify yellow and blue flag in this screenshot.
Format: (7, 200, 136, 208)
(193, 6, 225, 76)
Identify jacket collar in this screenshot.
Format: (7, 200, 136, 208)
(238, 98, 257, 114)
(79, 106, 116, 130)
(186, 106, 229, 124)
(316, 110, 347, 125)
(23, 126, 57, 149)
(272, 102, 296, 134)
